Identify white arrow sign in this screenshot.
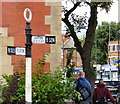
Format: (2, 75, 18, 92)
(32, 36, 56, 44)
(32, 36, 45, 44)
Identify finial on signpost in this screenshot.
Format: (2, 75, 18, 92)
(24, 8, 32, 23)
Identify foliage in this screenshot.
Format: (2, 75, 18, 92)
(2, 72, 78, 104)
(91, 22, 120, 64)
(2, 55, 81, 104)
(66, 63, 75, 78)
(79, 37, 85, 47)
(2, 73, 20, 104)
(34, 54, 48, 74)
(91, 1, 112, 12)
(65, 48, 75, 78)
(0, 78, 3, 103)
(66, 49, 74, 66)
(32, 71, 77, 104)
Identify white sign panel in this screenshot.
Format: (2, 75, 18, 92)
(16, 47, 26, 55)
(32, 36, 45, 44)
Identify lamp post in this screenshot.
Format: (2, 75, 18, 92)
(117, 30, 120, 81)
(24, 8, 32, 103)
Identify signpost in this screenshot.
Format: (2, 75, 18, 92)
(32, 36, 45, 44)
(45, 36, 56, 44)
(7, 8, 56, 104)
(23, 8, 56, 104)
(32, 36, 56, 44)
(16, 47, 26, 55)
(24, 8, 32, 104)
(7, 46, 25, 55)
(7, 46, 16, 55)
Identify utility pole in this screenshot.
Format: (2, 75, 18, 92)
(108, 23, 112, 80)
(118, 30, 120, 81)
(24, 8, 32, 104)
(118, 0, 120, 81)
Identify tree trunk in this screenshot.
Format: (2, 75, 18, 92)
(78, 5, 97, 88)
(62, 2, 98, 94)
(81, 7, 98, 103)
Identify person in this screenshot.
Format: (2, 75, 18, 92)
(93, 79, 115, 104)
(74, 71, 92, 104)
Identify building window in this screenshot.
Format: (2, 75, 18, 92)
(113, 45, 115, 51)
(109, 45, 118, 52)
(109, 46, 113, 51)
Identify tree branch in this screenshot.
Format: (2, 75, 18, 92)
(62, 16, 83, 56)
(85, 2, 90, 6)
(64, 2, 81, 19)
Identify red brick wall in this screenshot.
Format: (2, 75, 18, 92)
(2, 2, 51, 72)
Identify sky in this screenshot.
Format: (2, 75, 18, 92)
(62, 0, 119, 37)
(74, 1, 118, 24)
(97, 1, 118, 25)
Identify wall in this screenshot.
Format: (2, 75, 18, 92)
(0, 1, 61, 76)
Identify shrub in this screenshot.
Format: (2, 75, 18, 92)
(1, 56, 81, 104)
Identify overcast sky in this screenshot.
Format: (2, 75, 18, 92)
(97, 1, 118, 25)
(62, 1, 119, 37)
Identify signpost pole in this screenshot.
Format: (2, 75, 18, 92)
(24, 8, 32, 104)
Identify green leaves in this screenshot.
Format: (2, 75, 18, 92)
(91, 22, 120, 64)
(2, 68, 78, 104)
(32, 71, 76, 104)
(1, 54, 81, 103)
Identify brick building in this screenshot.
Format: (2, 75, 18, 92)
(0, 1, 61, 77)
(108, 41, 119, 65)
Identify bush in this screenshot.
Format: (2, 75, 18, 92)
(1, 56, 80, 104)
(2, 71, 78, 104)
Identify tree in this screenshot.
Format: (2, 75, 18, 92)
(62, 0, 112, 87)
(65, 48, 75, 78)
(91, 22, 120, 64)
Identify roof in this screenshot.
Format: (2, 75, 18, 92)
(62, 37, 75, 49)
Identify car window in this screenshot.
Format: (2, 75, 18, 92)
(114, 81, 120, 86)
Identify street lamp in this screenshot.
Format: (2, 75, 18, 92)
(24, 8, 32, 104)
(117, 30, 120, 81)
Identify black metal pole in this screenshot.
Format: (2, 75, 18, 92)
(25, 22, 32, 57)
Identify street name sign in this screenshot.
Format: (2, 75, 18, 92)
(32, 36, 45, 44)
(45, 36, 56, 44)
(16, 47, 26, 55)
(7, 36, 56, 55)
(7, 46, 16, 55)
(32, 36, 56, 44)
(7, 46, 25, 55)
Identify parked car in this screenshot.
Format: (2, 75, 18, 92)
(104, 81, 120, 98)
